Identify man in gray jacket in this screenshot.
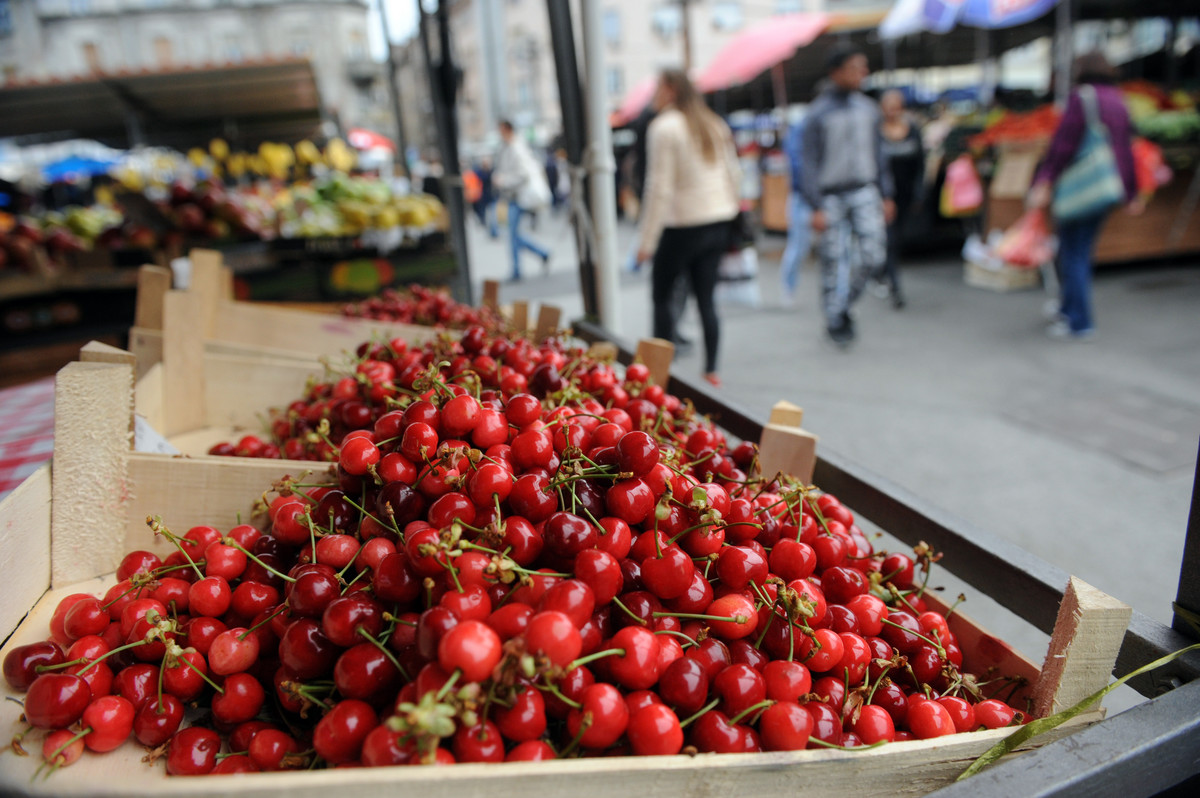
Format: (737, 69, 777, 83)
(802, 48, 895, 345)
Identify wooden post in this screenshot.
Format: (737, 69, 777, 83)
(134, 265, 171, 330)
(51, 361, 133, 586)
(534, 304, 562, 342)
(218, 264, 235, 301)
(635, 337, 675, 388)
(758, 423, 819, 485)
(587, 341, 619, 361)
(188, 248, 225, 337)
(161, 290, 207, 437)
(769, 400, 804, 428)
(482, 279, 500, 312)
(1033, 576, 1132, 717)
(80, 341, 138, 440)
(511, 300, 529, 333)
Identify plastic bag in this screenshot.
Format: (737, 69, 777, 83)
(940, 154, 984, 218)
(994, 209, 1055, 268)
(715, 249, 761, 307)
(1132, 137, 1171, 199)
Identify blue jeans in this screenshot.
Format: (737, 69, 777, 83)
(779, 191, 812, 296)
(507, 204, 549, 279)
(1056, 212, 1106, 333)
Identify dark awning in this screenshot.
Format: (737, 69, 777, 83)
(0, 59, 324, 149)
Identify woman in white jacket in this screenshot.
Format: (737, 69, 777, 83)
(636, 70, 741, 387)
(493, 120, 552, 281)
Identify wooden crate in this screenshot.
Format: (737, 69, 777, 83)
(0, 362, 1132, 796)
(127, 250, 442, 379)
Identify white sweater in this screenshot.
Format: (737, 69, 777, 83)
(638, 107, 742, 255)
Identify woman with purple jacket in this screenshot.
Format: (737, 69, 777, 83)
(1028, 52, 1144, 340)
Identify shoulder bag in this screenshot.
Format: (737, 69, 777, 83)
(1052, 85, 1125, 222)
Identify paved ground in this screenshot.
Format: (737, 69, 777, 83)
(465, 208, 1200, 708)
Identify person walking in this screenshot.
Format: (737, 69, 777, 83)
(802, 47, 895, 345)
(878, 89, 924, 310)
(493, 120, 552, 281)
(636, 69, 741, 387)
(1027, 52, 1142, 339)
(779, 116, 813, 308)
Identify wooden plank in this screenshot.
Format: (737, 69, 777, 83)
(534, 303, 562, 342)
(588, 341, 620, 361)
(80, 341, 138, 440)
(635, 337, 675, 389)
(1033, 576, 1132, 717)
(202, 352, 324, 430)
(188, 248, 225, 337)
(0, 464, 51, 640)
(511, 300, 529, 333)
(50, 361, 132, 587)
(161, 290, 207, 437)
(134, 361, 165, 436)
(219, 264, 235, 300)
(482, 279, 500, 311)
(133, 264, 171, 331)
(769, 400, 804, 428)
(128, 326, 164, 379)
(758, 423, 818, 485)
(123, 454, 322, 557)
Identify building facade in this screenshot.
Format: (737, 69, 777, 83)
(0, 0, 386, 133)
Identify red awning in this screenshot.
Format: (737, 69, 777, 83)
(347, 128, 396, 152)
(694, 13, 830, 94)
(612, 76, 659, 128)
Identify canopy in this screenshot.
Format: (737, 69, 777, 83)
(347, 128, 396, 152)
(612, 76, 659, 128)
(694, 13, 830, 93)
(882, 0, 1060, 38)
(0, 59, 323, 149)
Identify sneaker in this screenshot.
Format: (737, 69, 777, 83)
(892, 293, 906, 310)
(1047, 320, 1096, 340)
(703, 373, 722, 388)
(869, 279, 890, 300)
(827, 320, 855, 346)
(1043, 299, 1063, 321)
(541, 253, 552, 275)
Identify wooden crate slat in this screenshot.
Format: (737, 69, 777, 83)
(0, 464, 52, 641)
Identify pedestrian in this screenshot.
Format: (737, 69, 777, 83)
(802, 47, 895, 346)
(1027, 51, 1142, 339)
(493, 120, 552, 281)
(779, 115, 813, 308)
(878, 89, 924, 309)
(636, 69, 741, 388)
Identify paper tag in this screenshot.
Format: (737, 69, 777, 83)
(134, 414, 180, 455)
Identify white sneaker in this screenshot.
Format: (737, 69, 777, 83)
(1042, 299, 1063, 321)
(780, 292, 796, 309)
(1047, 320, 1096, 340)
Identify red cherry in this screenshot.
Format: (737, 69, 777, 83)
(437, 619, 502, 683)
(313, 699, 377, 764)
(627, 703, 683, 756)
(166, 726, 221, 775)
(25, 673, 91, 729)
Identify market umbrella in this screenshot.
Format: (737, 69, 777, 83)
(693, 13, 830, 93)
(347, 128, 396, 152)
(41, 155, 117, 181)
(881, 0, 1060, 37)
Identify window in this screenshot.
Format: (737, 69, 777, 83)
(774, 0, 802, 14)
(602, 8, 620, 48)
(712, 1, 743, 32)
(0, 1, 12, 37)
(82, 41, 100, 73)
(605, 66, 623, 97)
(153, 36, 172, 68)
(652, 4, 681, 39)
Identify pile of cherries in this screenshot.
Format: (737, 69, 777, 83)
(340, 284, 504, 331)
(6, 325, 1028, 779)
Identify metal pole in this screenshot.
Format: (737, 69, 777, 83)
(417, 1, 473, 304)
(545, 0, 599, 320)
(582, 0, 622, 333)
(1054, 0, 1074, 106)
(377, 0, 411, 177)
(679, 0, 693, 72)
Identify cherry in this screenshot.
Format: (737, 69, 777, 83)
(249, 728, 304, 771)
(81, 694, 135, 752)
(211, 672, 265, 725)
(3, 641, 65, 691)
(494, 685, 547, 742)
(438, 619, 502, 683)
(975, 698, 1019, 729)
(453, 719, 506, 763)
(544, 512, 597, 558)
(524, 610, 582, 668)
(759, 700, 815, 751)
(133, 694, 184, 746)
(806, 700, 843, 746)
(25, 673, 91, 728)
(208, 627, 260, 675)
(762, 660, 812, 702)
(313, 699, 377, 764)
(627, 703, 683, 756)
(907, 698, 957, 739)
(335, 642, 402, 701)
(41, 728, 85, 769)
(506, 740, 556, 762)
(607, 626, 661, 690)
(658, 655, 709, 715)
(567, 682, 629, 749)
(166, 726, 221, 775)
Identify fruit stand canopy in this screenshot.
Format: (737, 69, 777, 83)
(0, 59, 323, 150)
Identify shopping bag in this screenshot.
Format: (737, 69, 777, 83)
(994, 209, 1055, 268)
(1132, 137, 1170, 199)
(940, 154, 984, 218)
(715, 248, 762, 307)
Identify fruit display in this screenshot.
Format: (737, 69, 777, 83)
(1, 322, 1041, 784)
(340, 284, 505, 331)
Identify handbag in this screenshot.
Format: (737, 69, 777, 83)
(1052, 85, 1125, 222)
(940, 154, 984, 218)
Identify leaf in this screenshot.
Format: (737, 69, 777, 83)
(957, 642, 1200, 780)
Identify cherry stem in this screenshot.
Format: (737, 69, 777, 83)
(726, 699, 774, 726)
(239, 605, 288, 641)
(76, 638, 149, 675)
(806, 736, 888, 752)
(177, 655, 225, 694)
(146, 516, 204, 580)
(678, 698, 721, 729)
(609, 596, 648, 626)
(222, 537, 297, 584)
(652, 611, 749, 626)
(879, 617, 947, 659)
(652, 629, 698, 648)
(435, 670, 461, 701)
(356, 628, 411, 682)
(557, 712, 591, 758)
(564, 647, 625, 673)
(542, 682, 581, 710)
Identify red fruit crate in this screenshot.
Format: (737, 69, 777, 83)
(0, 352, 1131, 796)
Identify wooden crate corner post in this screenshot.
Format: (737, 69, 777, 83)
(634, 337, 675, 390)
(188, 248, 226, 338)
(1032, 576, 1132, 718)
(50, 360, 135, 587)
(481, 279, 500, 312)
(510, 300, 530, 334)
(160, 289, 208, 437)
(759, 398, 817, 484)
(534, 303, 563, 343)
(129, 264, 172, 378)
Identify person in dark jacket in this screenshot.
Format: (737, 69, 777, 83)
(1028, 52, 1142, 339)
(878, 89, 924, 309)
(802, 47, 894, 345)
